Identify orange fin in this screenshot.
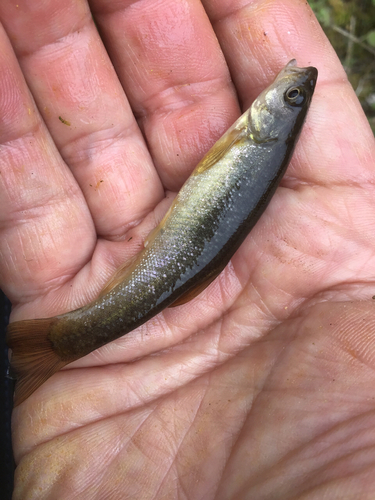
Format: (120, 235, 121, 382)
(98, 254, 141, 298)
(194, 123, 247, 175)
(6, 318, 67, 406)
(169, 272, 219, 307)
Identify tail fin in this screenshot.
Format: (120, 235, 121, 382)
(6, 318, 67, 406)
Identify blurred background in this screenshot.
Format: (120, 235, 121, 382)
(309, 0, 375, 133)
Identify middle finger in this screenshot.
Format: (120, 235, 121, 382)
(90, 0, 241, 190)
(0, 0, 164, 240)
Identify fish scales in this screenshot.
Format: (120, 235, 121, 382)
(53, 141, 284, 357)
(6, 60, 318, 405)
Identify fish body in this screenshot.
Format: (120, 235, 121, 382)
(7, 60, 318, 405)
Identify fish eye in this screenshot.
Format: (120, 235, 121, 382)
(285, 87, 306, 106)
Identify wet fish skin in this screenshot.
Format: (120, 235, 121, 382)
(7, 60, 318, 405)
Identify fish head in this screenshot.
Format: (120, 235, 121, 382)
(248, 59, 318, 144)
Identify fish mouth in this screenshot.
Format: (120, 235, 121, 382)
(286, 59, 318, 78)
(304, 66, 318, 91)
(283, 61, 318, 94)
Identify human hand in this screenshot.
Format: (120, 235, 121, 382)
(1, 0, 375, 498)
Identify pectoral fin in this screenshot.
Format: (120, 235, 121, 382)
(194, 124, 247, 175)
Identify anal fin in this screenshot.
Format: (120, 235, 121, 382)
(169, 272, 219, 307)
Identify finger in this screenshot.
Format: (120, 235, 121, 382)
(198, 0, 375, 314)
(0, 23, 94, 304)
(89, 0, 241, 190)
(0, 0, 164, 240)
(202, 0, 375, 184)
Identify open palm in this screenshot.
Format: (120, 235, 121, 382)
(1, 0, 375, 499)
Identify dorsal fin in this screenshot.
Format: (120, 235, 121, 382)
(99, 197, 180, 298)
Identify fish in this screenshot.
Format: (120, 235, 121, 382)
(7, 59, 318, 406)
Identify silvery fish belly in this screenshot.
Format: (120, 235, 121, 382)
(7, 59, 318, 405)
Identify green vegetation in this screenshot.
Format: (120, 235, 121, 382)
(309, 0, 375, 132)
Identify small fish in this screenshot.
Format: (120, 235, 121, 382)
(7, 60, 317, 406)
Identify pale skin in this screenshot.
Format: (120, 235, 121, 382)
(1, 0, 375, 498)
